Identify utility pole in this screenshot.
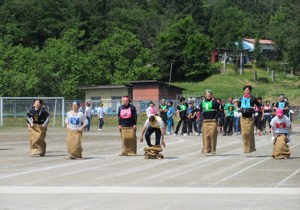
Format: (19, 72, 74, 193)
(169, 60, 173, 86)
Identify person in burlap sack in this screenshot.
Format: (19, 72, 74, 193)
(139, 115, 166, 159)
(270, 109, 291, 159)
(65, 101, 88, 160)
(26, 99, 50, 157)
(118, 96, 137, 156)
(198, 90, 221, 155)
(239, 85, 260, 153)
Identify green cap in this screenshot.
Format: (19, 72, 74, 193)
(161, 99, 166, 101)
(205, 89, 213, 94)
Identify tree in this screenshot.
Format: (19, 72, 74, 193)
(92, 28, 159, 84)
(154, 16, 211, 81)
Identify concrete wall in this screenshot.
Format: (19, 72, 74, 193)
(85, 88, 132, 108)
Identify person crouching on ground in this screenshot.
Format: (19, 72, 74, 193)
(139, 115, 166, 159)
(118, 96, 137, 156)
(26, 99, 50, 157)
(239, 85, 260, 153)
(65, 101, 88, 160)
(271, 109, 291, 159)
(198, 90, 221, 154)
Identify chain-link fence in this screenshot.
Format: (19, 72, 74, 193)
(1, 98, 299, 127)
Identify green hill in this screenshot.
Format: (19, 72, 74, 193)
(173, 65, 300, 105)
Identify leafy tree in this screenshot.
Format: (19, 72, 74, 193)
(154, 16, 211, 81)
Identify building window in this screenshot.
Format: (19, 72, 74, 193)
(91, 97, 101, 110)
(111, 96, 122, 112)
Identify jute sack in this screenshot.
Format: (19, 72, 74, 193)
(29, 124, 47, 156)
(241, 117, 256, 153)
(144, 145, 163, 159)
(120, 127, 137, 156)
(272, 134, 290, 159)
(201, 119, 218, 154)
(66, 129, 82, 159)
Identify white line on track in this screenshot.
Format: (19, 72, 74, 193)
(0, 186, 300, 195)
(276, 168, 300, 187)
(86, 140, 241, 183)
(0, 136, 186, 182)
(169, 140, 270, 179)
(128, 140, 248, 184)
(212, 142, 300, 186)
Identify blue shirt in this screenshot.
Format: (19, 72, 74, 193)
(167, 107, 174, 118)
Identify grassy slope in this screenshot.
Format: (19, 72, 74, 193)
(173, 65, 300, 105)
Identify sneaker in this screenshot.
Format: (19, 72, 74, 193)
(166, 132, 171, 135)
(223, 133, 227, 136)
(98, 129, 102, 132)
(183, 133, 188, 136)
(196, 133, 200, 136)
(173, 133, 177, 136)
(235, 132, 238, 136)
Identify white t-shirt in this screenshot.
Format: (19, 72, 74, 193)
(144, 116, 164, 129)
(233, 108, 240, 118)
(65, 111, 87, 130)
(97, 107, 104, 118)
(85, 107, 91, 117)
(270, 115, 291, 135)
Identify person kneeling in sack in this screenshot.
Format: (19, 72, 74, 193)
(271, 108, 291, 159)
(27, 99, 50, 157)
(139, 115, 166, 159)
(65, 101, 88, 160)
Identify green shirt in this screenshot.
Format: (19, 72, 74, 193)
(224, 103, 234, 117)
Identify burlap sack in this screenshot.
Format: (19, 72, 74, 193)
(241, 117, 256, 153)
(120, 127, 137, 156)
(66, 130, 83, 159)
(201, 119, 218, 154)
(29, 124, 47, 156)
(144, 145, 164, 159)
(272, 134, 290, 159)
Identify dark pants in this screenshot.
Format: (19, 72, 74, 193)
(263, 115, 272, 129)
(197, 115, 203, 133)
(188, 118, 197, 134)
(145, 126, 161, 146)
(85, 117, 90, 131)
(175, 116, 187, 134)
(224, 116, 233, 134)
(99, 118, 104, 129)
(255, 114, 263, 131)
